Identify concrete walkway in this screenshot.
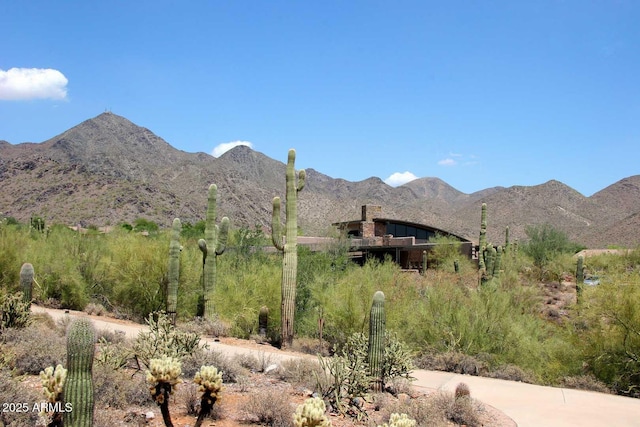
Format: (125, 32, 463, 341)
(32, 305, 640, 427)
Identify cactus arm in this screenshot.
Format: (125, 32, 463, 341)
(198, 239, 207, 262)
(297, 169, 306, 192)
(63, 318, 96, 427)
(271, 197, 284, 251)
(215, 217, 230, 255)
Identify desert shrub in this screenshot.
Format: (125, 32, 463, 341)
(245, 389, 294, 427)
(522, 224, 584, 277)
(375, 394, 448, 427)
(213, 254, 282, 339)
(379, 390, 484, 427)
(277, 357, 324, 389)
(0, 228, 24, 291)
(560, 374, 611, 393)
(177, 381, 225, 420)
(93, 232, 168, 320)
(234, 351, 274, 373)
(179, 315, 231, 338)
(181, 347, 247, 383)
(0, 368, 42, 426)
(487, 364, 534, 383)
(85, 302, 106, 316)
(1, 322, 65, 375)
(405, 279, 579, 382)
(95, 337, 132, 370)
(428, 234, 466, 271)
(415, 351, 487, 376)
(576, 282, 640, 396)
(132, 311, 203, 371)
(93, 363, 153, 409)
(0, 291, 31, 329)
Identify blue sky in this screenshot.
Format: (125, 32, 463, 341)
(1, 1, 638, 196)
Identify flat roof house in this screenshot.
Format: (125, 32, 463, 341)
(334, 205, 473, 271)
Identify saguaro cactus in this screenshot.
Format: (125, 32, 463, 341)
(167, 218, 181, 325)
(480, 245, 502, 286)
(198, 184, 230, 321)
(478, 203, 487, 272)
(504, 226, 511, 252)
(63, 318, 96, 427)
(368, 291, 386, 392)
(20, 262, 34, 305)
(272, 149, 305, 349)
(576, 255, 585, 302)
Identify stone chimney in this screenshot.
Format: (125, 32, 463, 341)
(360, 205, 381, 238)
(362, 205, 382, 222)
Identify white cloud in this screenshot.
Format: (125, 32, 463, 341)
(0, 68, 68, 100)
(438, 158, 457, 166)
(211, 140, 253, 157)
(384, 171, 418, 187)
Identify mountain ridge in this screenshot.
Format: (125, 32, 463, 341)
(1, 113, 639, 248)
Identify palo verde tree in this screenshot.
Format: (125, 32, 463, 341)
(523, 224, 584, 278)
(272, 148, 306, 349)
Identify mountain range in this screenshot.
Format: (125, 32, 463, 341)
(1, 112, 639, 248)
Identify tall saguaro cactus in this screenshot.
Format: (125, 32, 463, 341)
(167, 218, 182, 325)
(576, 255, 585, 302)
(198, 184, 229, 321)
(368, 291, 386, 392)
(478, 203, 487, 271)
(20, 262, 34, 305)
(272, 149, 306, 349)
(63, 318, 96, 427)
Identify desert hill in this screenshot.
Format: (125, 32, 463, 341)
(1, 112, 638, 248)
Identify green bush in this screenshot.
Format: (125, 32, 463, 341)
(578, 282, 640, 396)
(522, 224, 584, 277)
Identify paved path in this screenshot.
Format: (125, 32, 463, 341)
(32, 305, 640, 427)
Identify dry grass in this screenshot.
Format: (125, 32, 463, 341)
(244, 389, 294, 427)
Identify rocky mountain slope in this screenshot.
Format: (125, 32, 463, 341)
(1, 112, 638, 248)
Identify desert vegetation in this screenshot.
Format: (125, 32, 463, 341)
(2, 198, 640, 425)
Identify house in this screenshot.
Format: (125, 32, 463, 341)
(333, 205, 473, 270)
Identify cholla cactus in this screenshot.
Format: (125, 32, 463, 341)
(40, 364, 67, 426)
(293, 397, 331, 427)
(193, 366, 223, 427)
(379, 413, 416, 427)
(40, 364, 67, 403)
(147, 357, 182, 427)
